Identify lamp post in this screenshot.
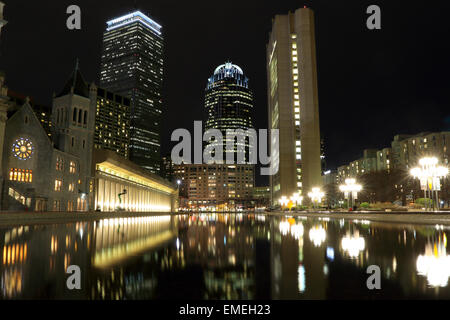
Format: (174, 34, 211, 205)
(308, 187, 324, 209)
(290, 192, 303, 210)
(279, 196, 289, 210)
(410, 157, 448, 211)
(339, 178, 362, 210)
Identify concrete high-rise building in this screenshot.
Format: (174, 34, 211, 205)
(99, 11, 163, 173)
(267, 7, 322, 205)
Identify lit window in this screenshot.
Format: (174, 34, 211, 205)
(295, 108, 300, 112)
(70, 161, 76, 174)
(12, 138, 34, 160)
(55, 180, 62, 192)
(296, 141, 301, 146)
(295, 121, 300, 126)
(9, 168, 33, 183)
(56, 156, 64, 171)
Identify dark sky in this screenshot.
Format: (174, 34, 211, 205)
(1, 0, 450, 185)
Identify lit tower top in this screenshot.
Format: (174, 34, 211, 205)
(106, 10, 162, 35)
(208, 62, 248, 89)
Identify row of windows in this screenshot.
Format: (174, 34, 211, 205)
(9, 168, 33, 183)
(56, 157, 77, 173)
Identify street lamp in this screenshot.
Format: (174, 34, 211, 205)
(279, 196, 289, 209)
(339, 178, 362, 210)
(410, 157, 448, 211)
(290, 192, 303, 209)
(308, 187, 324, 209)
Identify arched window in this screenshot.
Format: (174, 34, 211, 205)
(56, 109, 60, 124)
(73, 108, 77, 122)
(83, 110, 87, 125)
(78, 109, 82, 124)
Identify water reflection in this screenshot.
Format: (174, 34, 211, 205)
(0, 214, 449, 299)
(416, 233, 449, 287)
(341, 231, 365, 259)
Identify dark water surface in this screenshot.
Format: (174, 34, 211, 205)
(0, 213, 449, 299)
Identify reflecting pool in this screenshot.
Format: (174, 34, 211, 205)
(1, 214, 449, 299)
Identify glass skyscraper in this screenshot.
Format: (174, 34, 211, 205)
(205, 62, 254, 162)
(99, 11, 163, 173)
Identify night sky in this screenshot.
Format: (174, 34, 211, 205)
(1, 0, 450, 186)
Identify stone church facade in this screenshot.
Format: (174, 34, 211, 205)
(1, 69, 94, 212)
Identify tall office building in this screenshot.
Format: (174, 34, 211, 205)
(205, 62, 254, 162)
(92, 87, 131, 159)
(267, 7, 322, 205)
(99, 11, 163, 173)
(173, 63, 256, 211)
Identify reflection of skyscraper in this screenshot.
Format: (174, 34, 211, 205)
(267, 7, 322, 205)
(99, 11, 163, 173)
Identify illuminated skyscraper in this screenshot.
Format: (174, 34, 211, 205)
(205, 62, 254, 162)
(92, 87, 131, 159)
(267, 7, 322, 205)
(99, 11, 163, 173)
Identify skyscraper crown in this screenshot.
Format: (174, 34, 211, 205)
(106, 11, 162, 35)
(208, 62, 248, 89)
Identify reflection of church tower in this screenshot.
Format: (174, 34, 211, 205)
(52, 61, 96, 203)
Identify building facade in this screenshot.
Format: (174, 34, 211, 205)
(267, 7, 322, 205)
(173, 163, 254, 211)
(93, 86, 130, 159)
(337, 132, 450, 182)
(99, 11, 164, 173)
(1, 66, 95, 212)
(0, 66, 177, 212)
(92, 150, 178, 212)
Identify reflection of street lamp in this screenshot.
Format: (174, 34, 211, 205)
(339, 178, 362, 210)
(416, 234, 450, 287)
(308, 187, 324, 209)
(341, 231, 365, 258)
(410, 157, 448, 211)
